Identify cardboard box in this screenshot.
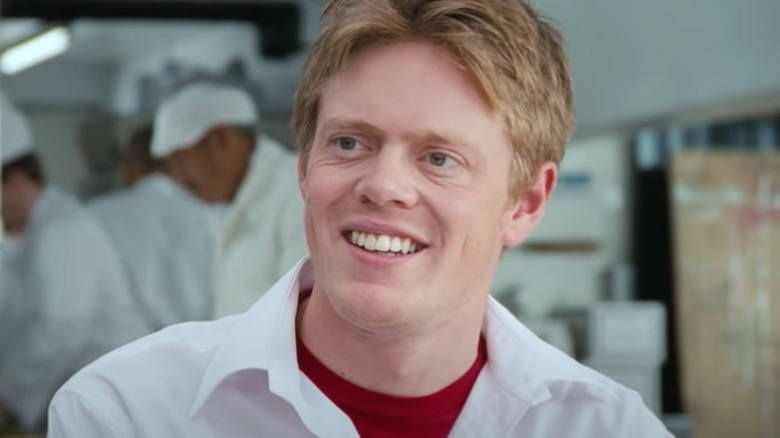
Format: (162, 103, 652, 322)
(670, 151, 780, 438)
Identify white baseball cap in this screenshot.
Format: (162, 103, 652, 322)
(151, 83, 258, 159)
(1, 94, 33, 166)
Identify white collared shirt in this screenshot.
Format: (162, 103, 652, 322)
(48, 258, 672, 438)
(88, 174, 215, 330)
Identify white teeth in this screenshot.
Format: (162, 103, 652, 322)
(376, 235, 391, 251)
(390, 237, 402, 252)
(364, 234, 377, 251)
(401, 238, 411, 254)
(348, 231, 422, 254)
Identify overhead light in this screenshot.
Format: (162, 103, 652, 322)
(1, 26, 70, 75)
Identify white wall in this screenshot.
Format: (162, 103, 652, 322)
(537, 0, 780, 135)
(2, 58, 114, 108)
(24, 108, 105, 196)
(109, 24, 307, 117)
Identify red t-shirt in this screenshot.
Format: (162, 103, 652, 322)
(296, 335, 487, 438)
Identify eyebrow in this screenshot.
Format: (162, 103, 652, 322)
(319, 118, 384, 140)
(320, 117, 475, 152)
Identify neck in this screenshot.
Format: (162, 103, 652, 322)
(296, 289, 485, 397)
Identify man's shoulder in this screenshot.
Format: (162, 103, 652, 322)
(34, 197, 107, 251)
(56, 316, 241, 401)
(534, 339, 632, 399)
(482, 310, 669, 436)
(487, 303, 641, 404)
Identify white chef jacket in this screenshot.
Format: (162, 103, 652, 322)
(48, 258, 673, 438)
(88, 174, 215, 330)
(212, 135, 307, 318)
(0, 187, 147, 432)
(0, 238, 23, 353)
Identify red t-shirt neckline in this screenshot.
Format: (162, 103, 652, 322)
(296, 333, 487, 437)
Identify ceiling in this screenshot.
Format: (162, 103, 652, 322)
(1, 19, 252, 63)
(0, 19, 43, 47)
(3, 0, 779, 134)
(73, 21, 252, 62)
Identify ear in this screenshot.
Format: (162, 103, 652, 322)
(501, 161, 558, 247)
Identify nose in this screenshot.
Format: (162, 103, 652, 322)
(354, 145, 418, 209)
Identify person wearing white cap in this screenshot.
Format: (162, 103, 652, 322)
(0, 95, 147, 433)
(150, 82, 307, 318)
(88, 124, 215, 331)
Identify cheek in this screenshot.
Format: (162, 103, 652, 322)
(184, 160, 209, 189)
(437, 185, 506, 247)
(304, 165, 347, 207)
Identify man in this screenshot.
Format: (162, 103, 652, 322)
(48, 1, 673, 437)
(0, 96, 147, 433)
(149, 82, 307, 317)
(88, 124, 215, 331)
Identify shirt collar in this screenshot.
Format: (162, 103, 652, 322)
(190, 258, 577, 425)
(455, 298, 553, 430)
(190, 257, 358, 436)
(189, 256, 311, 417)
(456, 296, 619, 435)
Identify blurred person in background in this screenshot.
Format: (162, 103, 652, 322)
(0, 95, 147, 433)
(149, 82, 307, 318)
(88, 124, 215, 331)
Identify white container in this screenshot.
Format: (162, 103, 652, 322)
(588, 302, 667, 364)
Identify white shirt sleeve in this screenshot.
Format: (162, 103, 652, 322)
(48, 390, 132, 438)
(621, 391, 675, 438)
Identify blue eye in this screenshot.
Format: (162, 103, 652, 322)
(428, 152, 449, 167)
(336, 137, 357, 150)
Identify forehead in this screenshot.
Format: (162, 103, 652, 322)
(317, 42, 507, 149)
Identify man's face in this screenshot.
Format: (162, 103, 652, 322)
(165, 134, 242, 203)
(299, 42, 547, 330)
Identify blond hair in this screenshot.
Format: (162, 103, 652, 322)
(292, 0, 574, 195)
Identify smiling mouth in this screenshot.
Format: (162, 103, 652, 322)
(345, 230, 425, 256)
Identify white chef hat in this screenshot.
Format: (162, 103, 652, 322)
(1, 94, 34, 166)
(150, 82, 258, 159)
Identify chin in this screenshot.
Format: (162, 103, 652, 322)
(323, 280, 410, 320)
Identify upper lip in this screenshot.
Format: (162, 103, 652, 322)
(341, 220, 428, 246)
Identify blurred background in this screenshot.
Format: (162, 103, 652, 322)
(2, 0, 780, 437)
